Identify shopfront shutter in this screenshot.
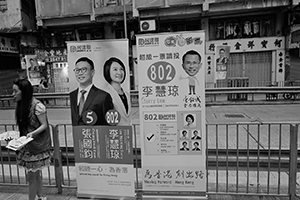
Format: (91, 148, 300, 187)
(245, 51, 272, 87)
(227, 51, 272, 87)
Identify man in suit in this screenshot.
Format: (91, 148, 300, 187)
(216, 48, 229, 67)
(180, 130, 188, 139)
(70, 57, 114, 126)
(192, 141, 201, 151)
(180, 141, 189, 151)
(216, 48, 229, 80)
(191, 130, 201, 140)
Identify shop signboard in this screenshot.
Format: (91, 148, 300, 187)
(0, 36, 18, 53)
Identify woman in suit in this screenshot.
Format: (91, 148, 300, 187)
(103, 57, 131, 125)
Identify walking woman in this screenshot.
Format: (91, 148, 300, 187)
(12, 78, 51, 200)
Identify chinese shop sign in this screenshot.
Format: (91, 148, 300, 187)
(0, 36, 18, 53)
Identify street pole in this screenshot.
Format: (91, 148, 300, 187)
(123, 0, 127, 38)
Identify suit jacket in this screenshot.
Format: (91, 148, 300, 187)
(70, 85, 114, 126)
(180, 147, 189, 151)
(192, 147, 201, 151)
(191, 135, 201, 140)
(216, 57, 228, 65)
(104, 84, 132, 125)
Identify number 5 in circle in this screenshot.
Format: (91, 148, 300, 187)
(82, 110, 98, 126)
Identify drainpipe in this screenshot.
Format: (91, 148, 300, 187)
(164, 0, 169, 7)
(91, 0, 96, 21)
(123, 0, 127, 38)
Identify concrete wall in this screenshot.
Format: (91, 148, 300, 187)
(0, 0, 22, 31)
(35, 0, 92, 17)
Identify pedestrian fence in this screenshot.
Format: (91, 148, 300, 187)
(2, 86, 300, 108)
(0, 122, 299, 199)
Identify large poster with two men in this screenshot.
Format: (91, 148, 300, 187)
(67, 39, 135, 199)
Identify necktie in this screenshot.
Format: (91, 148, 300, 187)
(78, 90, 86, 115)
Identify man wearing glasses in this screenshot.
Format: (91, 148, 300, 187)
(179, 50, 202, 95)
(70, 57, 114, 126)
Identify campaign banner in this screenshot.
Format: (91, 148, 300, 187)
(25, 55, 41, 86)
(73, 126, 134, 199)
(67, 39, 135, 199)
(67, 39, 130, 92)
(215, 45, 230, 80)
(136, 31, 206, 199)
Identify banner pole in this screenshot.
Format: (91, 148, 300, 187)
(123, 0, 127, 38)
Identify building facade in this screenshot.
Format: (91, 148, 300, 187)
(0, 0, 37, 94)
(134, 0, 299, 88)
(0, 0, 299, 93)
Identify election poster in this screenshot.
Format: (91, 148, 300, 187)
(72, 126, 134, 199)
(25, 55, 42, 86)
(67, 39, 135, 199)
(136, 31, 207, 199)
(215, 45, 230, 80)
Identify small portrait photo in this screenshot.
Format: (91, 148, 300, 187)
(180, 130, 189, 140)
(28, 57, 39, 72)
(184, 113, 196, 128)
(192, 141, 201, 151)
(180, 141, 190, 151)
(191, 129, 201, 140)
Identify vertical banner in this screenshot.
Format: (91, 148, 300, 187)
(136, 31, 207, 199)
(205, 54, 215, 88)
(215, 45, 230, 80)
(25, 55, 41, 86)
(67, 39, 135, 199)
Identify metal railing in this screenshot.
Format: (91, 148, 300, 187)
(0, 124, 57, 188)
(1, 86, 300, 108)
(0, 122, 299, 199)
(206, 122, 299, 199)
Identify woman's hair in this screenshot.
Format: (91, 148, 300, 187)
(186, 114, 194, 123)
(13, 78, 33, 133)
(103, 57, 126, 84)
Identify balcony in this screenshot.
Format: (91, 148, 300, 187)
(35, 0, 132, 26)
(35, 0, 92, 18)
(134, 0, 204, 10)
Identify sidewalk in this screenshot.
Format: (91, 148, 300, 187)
(0, 185, 290, 200)
(0, 186, 86, 200)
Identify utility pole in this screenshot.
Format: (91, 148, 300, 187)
(123, 0, 127, 38)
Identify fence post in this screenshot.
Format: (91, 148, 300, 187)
(289, 124, 298, 200)
(52, 124, 63, 194)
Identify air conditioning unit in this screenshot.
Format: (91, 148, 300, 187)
(140, 20, 156, 32)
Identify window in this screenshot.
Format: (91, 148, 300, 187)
(21, 0, 31, 18)
(159, 20, 201, 32)
(209, 15, 275, 40)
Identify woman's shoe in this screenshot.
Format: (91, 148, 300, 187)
(37, 197, 47, 200)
